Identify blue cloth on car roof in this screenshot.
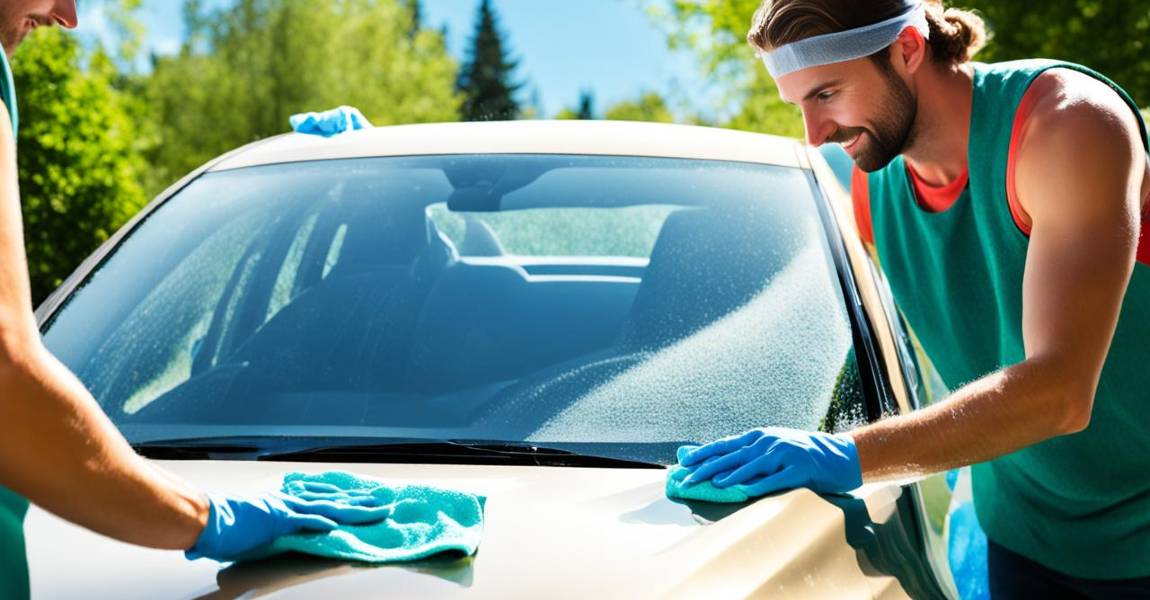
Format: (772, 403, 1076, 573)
(241, 471, 485, 563)
(289, 106, 372, 137)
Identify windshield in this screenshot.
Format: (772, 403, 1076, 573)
(41, 154, 864, 464)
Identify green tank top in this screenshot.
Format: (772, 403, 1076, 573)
(867, 60, 1150, 580)
(0, 49, 29, 600)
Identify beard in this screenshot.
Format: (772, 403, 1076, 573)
(0, 14, 48, 56)
(0, 22, 21, 55)
(833, 63, 918, 172)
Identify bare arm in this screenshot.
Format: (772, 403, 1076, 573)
(852, 73, 1146, 481)
(0, 102, 208, 549)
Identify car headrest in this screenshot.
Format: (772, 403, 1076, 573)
(330, 181, 429, 273)
(621, 201, 808, 350)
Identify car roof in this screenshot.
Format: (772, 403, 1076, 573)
(208, 120, 809, 172)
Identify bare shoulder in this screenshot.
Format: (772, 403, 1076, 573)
(1022, 68, 1142, 159)
(1015, 68, 1146, 223)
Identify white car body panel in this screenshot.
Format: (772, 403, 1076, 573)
(208, 121, 804, 172)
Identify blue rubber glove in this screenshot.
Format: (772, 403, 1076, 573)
(187, 488, 392, 562)
(289, 105, 372, 137)
(678, 427, 862, 497)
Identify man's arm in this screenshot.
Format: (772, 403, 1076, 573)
(852, 72, 1145, 481)
(0, 101, 209, 549)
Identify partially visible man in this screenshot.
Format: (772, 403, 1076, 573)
(679, 0, 1150, 595)
(0, 3, 388, 597)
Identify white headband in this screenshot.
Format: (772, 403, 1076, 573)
(760, 1, 930, 78)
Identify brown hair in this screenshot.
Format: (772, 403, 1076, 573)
(747, 0, 989, 65)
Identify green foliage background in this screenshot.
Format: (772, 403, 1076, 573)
(146, 0, 461, 186)
(8, 0, 1150, 304)
(958, 1, 1150, 107)
(13, 29, 149, 302)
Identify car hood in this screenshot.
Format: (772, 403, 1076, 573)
(27, 460, 913, 599)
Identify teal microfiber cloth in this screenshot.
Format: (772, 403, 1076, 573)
(665, 446, 755, 503)
(247, 471, 485, 563)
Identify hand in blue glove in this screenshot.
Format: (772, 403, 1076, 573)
(678, 427, 862, 497)
(289, 105, 372, 137)
(187, 488, 392, 562)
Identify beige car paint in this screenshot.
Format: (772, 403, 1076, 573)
(27, 461, 912, 599)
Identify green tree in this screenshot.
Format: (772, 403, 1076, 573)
(404, 0, 423, 39)
(13, 29, 150, 303)
(605, 91, 676, 123)
(958, 1, 1150, 107)
(661, 0, 802, 136)
(457, 0, 522, 121)
(576, 90, 596, 120)
(519, 85, 543, 119)
(146, 0, 461, 187)
(555, 89, 598, 120)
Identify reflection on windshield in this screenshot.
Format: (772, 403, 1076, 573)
(42, 155, 863, 464)
(528, 239, 851, 443)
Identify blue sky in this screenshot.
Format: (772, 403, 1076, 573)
(79, 0, 723, 120)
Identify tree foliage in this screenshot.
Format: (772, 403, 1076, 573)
(605, 91, 676, 123)
(555, 89, 596, 120)
(146, 0, 460, 185)
(13, 29, 150, 304)
(554, 88, 598, 120)
(457, 0, 522, 121)
(959, 0, 1150, 107)
(661, 0, 802, 136)
(403, 0, 422, 39)
(576, 90, 596, 120)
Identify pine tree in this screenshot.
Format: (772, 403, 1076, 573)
(404, 0, 422, 40)
(576, 89, 595, 120)
(457, 0, 522, 121)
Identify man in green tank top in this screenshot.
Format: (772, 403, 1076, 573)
(0, 3, 390, 597)
(678, 0, 1150, 595)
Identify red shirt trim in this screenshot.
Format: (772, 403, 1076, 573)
(906, 165, 969, 213)
(851, 166, 874, 246)
(1007, 78, 1150, 265)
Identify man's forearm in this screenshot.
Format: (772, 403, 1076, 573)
(851, 355, 1092, 482)
(0, 339, 208, 550)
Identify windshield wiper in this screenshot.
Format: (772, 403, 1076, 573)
(133, 437, 663, 469)
(263, 440, 663, 469)
(133, 440, 265, 460)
